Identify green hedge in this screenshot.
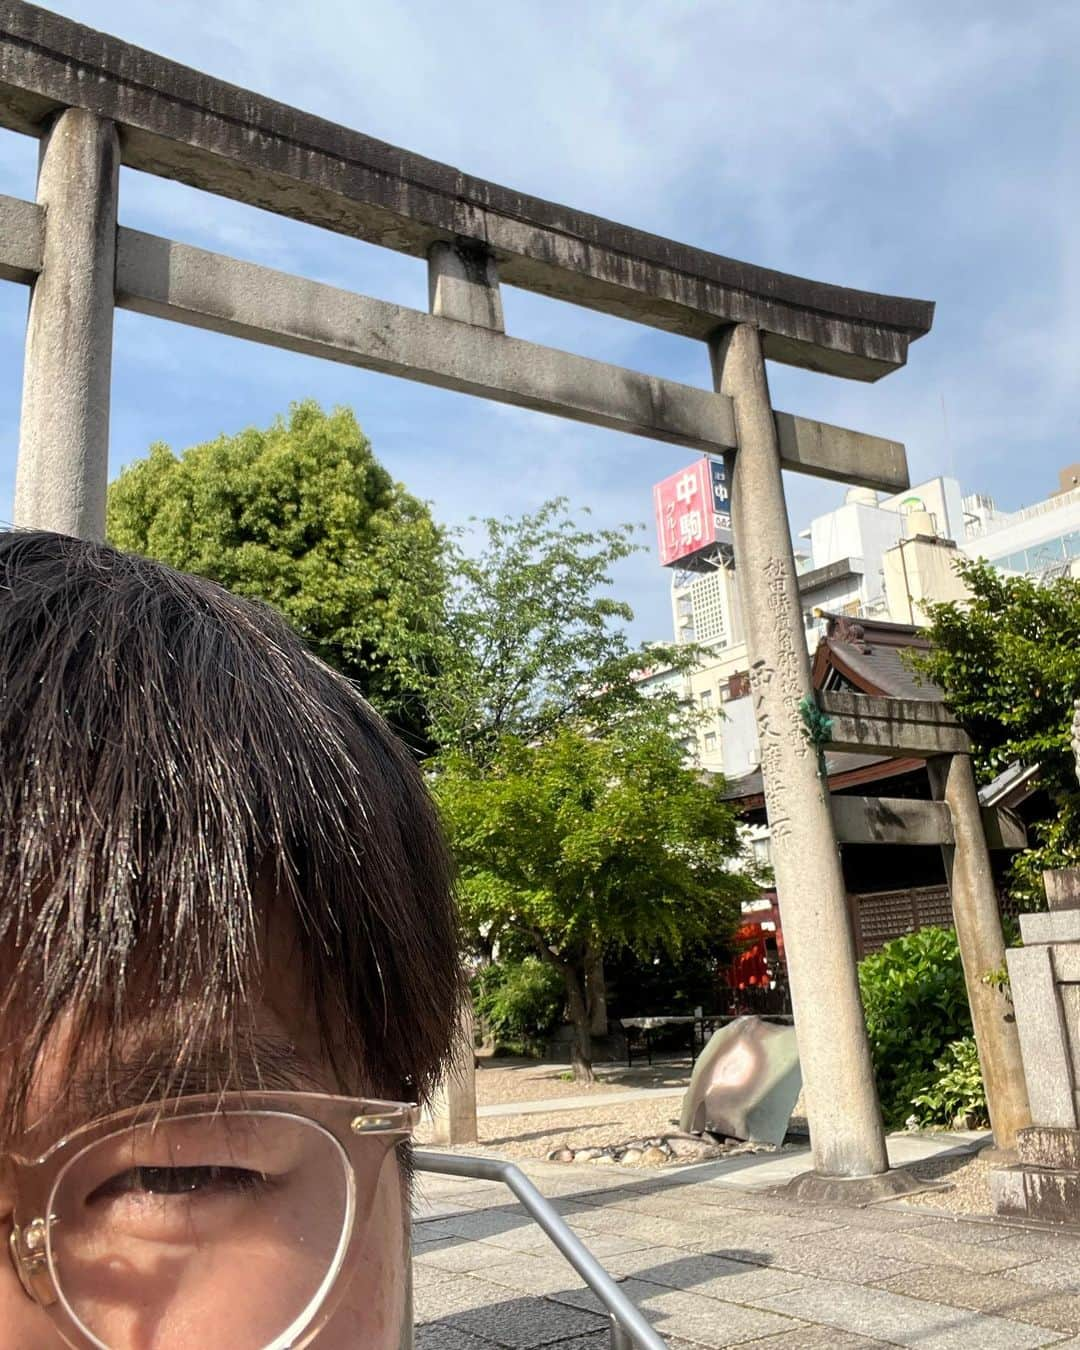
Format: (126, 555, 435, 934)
(912, 1036, 988, 1128)
(857, 926, 985, 1128)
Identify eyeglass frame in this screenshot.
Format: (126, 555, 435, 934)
(7, 1090, 419, 1350)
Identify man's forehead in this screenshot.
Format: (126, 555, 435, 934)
(17, 1013, 327, 1148)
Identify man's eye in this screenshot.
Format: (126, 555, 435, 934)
(90, 1166, 270, 1201)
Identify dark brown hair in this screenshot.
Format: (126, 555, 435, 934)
(0, 530, 461, 1139)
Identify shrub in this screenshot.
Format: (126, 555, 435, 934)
(857, 926, 974, 1127)
(472, 957, 565, 1056)
(911, 1036, 988, 1127)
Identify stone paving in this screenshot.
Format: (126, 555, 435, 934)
(412, 1146, 1080, 1349)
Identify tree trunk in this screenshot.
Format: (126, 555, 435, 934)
(586, 950, 608, 1036)
(563, 966, 595, 1084)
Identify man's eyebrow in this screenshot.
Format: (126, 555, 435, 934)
(31, 1030, 327, 1144)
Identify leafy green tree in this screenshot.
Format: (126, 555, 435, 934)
(916, 558, 1080, 903)
(471, 957, 566, 1058)
(425, 500, 696, 765)
(436, 718, 757, 1081)
(108, 401, 446, 747)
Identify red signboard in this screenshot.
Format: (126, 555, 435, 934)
(653, 458, 730, 567)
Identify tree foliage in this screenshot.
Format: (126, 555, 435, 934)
(436, 719, 757, 1079)
(915, 557, 1080, 903)
(107, 401, 446, 747)
(429, 498, 749, 1080)
(471, 957, 566, 1058)
(425, 500, 696, 764)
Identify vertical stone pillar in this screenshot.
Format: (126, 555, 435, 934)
(1045, 868, 1080, 911)
(428, 1000, 479, 1145)
(427, 240, 504, 331)
(425, 237, 496, 1139)
(928, 753, 1031, 1150)
(14, 108, 119, 541)
(710, 323, 889, 1179)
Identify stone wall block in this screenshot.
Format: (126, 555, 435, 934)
(1007, 944, 1076, 1129)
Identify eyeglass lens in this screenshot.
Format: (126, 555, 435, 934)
(45, 1111, 355, 1349)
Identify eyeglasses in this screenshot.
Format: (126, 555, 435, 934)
(8, 1091, 418, 1350)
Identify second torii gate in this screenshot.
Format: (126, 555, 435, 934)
(821, 690, 1031, 1155)
(0, 0, 989, 1189)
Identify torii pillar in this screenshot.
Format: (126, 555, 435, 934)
(14, 107, 118, 540)
(428, 1001, 479, 1146)
(712, 325, 895, 1188)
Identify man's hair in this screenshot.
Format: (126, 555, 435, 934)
(0, 530, 461, 1138)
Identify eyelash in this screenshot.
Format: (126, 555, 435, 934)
(92, 1166, 271, 1200)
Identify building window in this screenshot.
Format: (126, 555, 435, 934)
(700, 689, 714, 708)
(1029, 538, 1066, 570)
(687, 572, 727, 644)
(704, 732, 718, 753)
(991, 532, 1080, 577)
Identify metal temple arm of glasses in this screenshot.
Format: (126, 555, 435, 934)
(414, 1150, 668, 1350)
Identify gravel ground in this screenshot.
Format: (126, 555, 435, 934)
(417, 1095, 688, 1160)
(444, 1058, 1000, 1213)
(429, 1059, 802, 1162)
(473, 1056, 691, 1106)
(903, 1149, 995, 1215)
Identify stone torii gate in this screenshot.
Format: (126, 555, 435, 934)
(0, 1, 976, 1186)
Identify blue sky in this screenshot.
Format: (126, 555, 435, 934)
(1, 0, 1077, 642)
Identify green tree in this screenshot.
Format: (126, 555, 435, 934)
(108, 401, 446, 747)
(916, 558, 1080, 903)
(436, 719, 757, 1081)
(471, 957, 566, 1057)
(425, 500, 696, 765)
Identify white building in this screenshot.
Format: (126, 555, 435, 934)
(961, 463, 1080, 581)
(660, 564, 750, 773)
(796, 475, 968, 642)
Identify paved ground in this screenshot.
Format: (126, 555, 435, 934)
(412, 1137, 1080, 1349)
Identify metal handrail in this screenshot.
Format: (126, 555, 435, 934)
(415, 1150, 668, 1350)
